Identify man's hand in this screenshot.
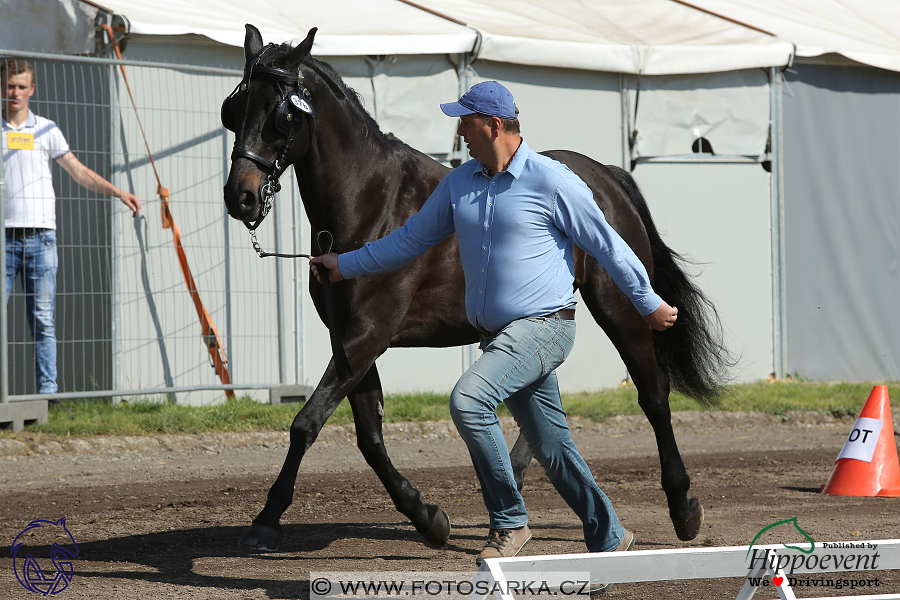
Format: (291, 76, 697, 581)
(643, 300, 678, 331)
(309, 253, 344, 283)
(120, 192, 141, 217)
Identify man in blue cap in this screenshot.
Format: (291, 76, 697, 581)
(311, 81, 677, 579)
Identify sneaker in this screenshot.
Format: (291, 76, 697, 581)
(589, 529, 635, 595)
(475, 524, 532, 566)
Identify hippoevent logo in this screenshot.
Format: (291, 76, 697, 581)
(11, 518, 79, 595)
(747, 516, 816, 559)
(744, 517, 882, 592)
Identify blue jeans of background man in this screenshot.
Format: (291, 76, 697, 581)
(449, 314, 625, 552)
(5, 229, 59, 394)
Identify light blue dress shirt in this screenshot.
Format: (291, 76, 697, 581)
(338, 139, 662, 332)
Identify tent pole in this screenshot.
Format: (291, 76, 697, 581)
(769, 66, 787, 379)
(619, 73, 632, 171)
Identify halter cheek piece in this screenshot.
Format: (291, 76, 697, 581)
(221, 44, 315, 232)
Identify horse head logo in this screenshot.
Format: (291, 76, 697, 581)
(11, 518, 79, 595)
(746, 516, 815, 559)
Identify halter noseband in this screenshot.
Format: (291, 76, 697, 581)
(222, 44, 315, 233)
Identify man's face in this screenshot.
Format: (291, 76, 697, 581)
(457, 113, 495, 163)
(2, 72, 35, 114)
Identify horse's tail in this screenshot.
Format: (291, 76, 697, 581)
(608, 165, 736, 405)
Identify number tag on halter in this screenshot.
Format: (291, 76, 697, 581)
(289, 93, 314, 115)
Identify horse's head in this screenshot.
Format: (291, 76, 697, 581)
(222, 24, 317, 227)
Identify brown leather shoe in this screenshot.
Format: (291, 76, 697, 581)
(589, 529, 635, 595)
(475, 524, 532, 565)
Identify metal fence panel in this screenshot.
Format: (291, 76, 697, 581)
(2, 51, 289, 404)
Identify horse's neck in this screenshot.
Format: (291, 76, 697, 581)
(294, 90, 414, 232)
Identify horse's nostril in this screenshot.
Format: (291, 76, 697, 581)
(239, 190, 257, 215)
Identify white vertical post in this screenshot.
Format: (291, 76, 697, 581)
(109, 59, 123, 403)
(223, 128, 233, 385)
(291, 169, 304, 386)
(769, 67, 787, 379)
(274, 191, 287, 385)
(619, 73, 632, 171)
(456, 53, 478, 373)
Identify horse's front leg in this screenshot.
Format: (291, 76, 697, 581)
(239, 360, 356, 551)
(348, 363, 451, 548)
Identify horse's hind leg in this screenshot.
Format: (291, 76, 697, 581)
(630, 355, 703, 541)
(582, 292, 704, 541)
(347, 363, 451, 548)
(510, 434, 532, 491)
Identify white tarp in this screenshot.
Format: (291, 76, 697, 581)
(411, 0, 795, 74)
(325, 55, 460, 155)
(687, 0, 900, 73)
(94, 0, 796, 75)
(1, 0, 99, 55)
(96, 0, 479, 55)
(631, 69, 771, 158)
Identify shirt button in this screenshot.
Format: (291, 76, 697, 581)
(483, 246, 487, 250)
(481, 269, 485, 272)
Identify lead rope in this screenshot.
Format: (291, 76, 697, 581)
(102, 25, 234, 396)
(250, 228, 350, 381)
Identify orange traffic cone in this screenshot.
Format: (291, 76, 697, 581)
(822, 385, 900, 497)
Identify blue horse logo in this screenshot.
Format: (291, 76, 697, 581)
(11, 518, 79, 595)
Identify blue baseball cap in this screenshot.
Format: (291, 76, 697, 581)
(440, 81, 518, 120)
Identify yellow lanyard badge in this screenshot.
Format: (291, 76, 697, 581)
(6, 131, 34, 150)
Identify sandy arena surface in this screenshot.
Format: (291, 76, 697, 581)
(1, 409, 899, 599)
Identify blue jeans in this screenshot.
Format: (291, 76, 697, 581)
(450, 314, 624, 552)
(6, 229, 59, 394)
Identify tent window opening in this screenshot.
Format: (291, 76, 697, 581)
(692, 138, 714, 154)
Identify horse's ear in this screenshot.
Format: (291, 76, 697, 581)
(244, 24, 264, 63)
(283, 27, 317, 65)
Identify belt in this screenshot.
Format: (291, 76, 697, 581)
(543, 308, 576, 321)
(477, 308, 576, 336)
(6, 227, 49, 239)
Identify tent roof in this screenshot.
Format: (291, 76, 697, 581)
(412, 0, 795, 74)
(685, 0, 900, 73)
(98, 0, 794, 74)
(97, 0, 479, 55)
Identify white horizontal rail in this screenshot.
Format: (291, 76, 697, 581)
(475, 540, 900, 600)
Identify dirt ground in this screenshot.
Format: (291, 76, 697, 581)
(1, 409, 899, 600)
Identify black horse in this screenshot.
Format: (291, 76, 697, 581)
(222, 25, 732, 552)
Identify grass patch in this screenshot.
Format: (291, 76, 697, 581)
(1, 380, 895, 439)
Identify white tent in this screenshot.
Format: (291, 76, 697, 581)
(100, 0, 478, 55)
(7, 1, 899, 397)
(686, 0, 900, 73)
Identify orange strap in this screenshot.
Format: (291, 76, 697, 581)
(103, 25, 234, 397)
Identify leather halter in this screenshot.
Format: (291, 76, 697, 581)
(222, 45, 315, 234)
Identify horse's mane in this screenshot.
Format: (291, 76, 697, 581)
(267, 42, 413, 151)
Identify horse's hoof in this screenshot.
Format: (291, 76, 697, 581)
(239, 523, 283, 551)
(419, 504, 451, 549)
(671, 497, 704, 541)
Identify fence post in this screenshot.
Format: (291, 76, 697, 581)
(274, 191, 287, 386)
(0, 121, 7, 404)
(109, 58, 123, 403)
